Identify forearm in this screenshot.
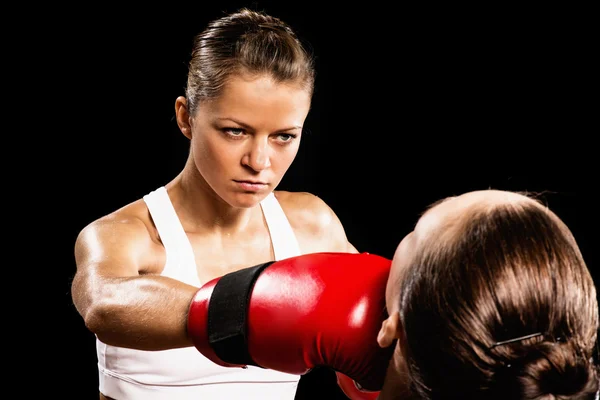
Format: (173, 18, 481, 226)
(74, 274, 198, 351)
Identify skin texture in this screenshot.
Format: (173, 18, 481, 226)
(71, 72, 358, 400)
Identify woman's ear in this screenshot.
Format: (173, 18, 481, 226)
(175, 96, 192, 139)
(377, 311, 403, 348)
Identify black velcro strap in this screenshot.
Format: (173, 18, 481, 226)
(207, 261, 274, 366)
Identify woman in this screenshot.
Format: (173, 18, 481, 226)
(71, 8, 357, 400)
(377, 189, 599, 399)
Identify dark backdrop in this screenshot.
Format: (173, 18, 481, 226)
(59, 2, 597, 398)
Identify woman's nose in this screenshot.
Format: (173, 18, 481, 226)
(242, 138, 271, 171)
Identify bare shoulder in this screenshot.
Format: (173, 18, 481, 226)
(74, 198, 162, 275)
(76, 199, 152, 245)
(273, 191, 357, 253)
(274, 190, 331, 220)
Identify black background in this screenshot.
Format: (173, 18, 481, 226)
(55, 2, 598, 398)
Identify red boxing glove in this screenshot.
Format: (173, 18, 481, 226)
(336, 372, 381, 400)
(187, 252, 394, 397)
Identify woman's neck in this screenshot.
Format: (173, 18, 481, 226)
(166, 168, 260, 235)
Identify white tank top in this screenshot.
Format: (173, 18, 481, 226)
(96, 187, 302, 399)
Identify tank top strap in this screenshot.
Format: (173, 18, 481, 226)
(259, 192, 301, 261)
(143, 186, 199, 285)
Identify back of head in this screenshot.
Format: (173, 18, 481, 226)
(399, 195, 599, 399)
(185, 8, 315, 116)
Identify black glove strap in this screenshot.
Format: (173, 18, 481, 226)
(207, 261, 274, 366)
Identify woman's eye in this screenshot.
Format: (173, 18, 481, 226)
(277, 133, 297, 142)
(224, 128, 244, 137)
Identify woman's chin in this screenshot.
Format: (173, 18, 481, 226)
(227, 191, 269, 208)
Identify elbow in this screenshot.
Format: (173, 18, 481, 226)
(84, 301, 127, 346)
(82, 301, 112, 337)
(72, 275, 125, 343)
(72, 283, 111, 337)
(81, 293, 140, 347)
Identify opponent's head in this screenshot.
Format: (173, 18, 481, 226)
(175, 8, 315, 207)
(379, 189, 599, 399)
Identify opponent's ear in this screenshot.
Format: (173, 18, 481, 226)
(175, 96, 192, 139)
(377, 311, 403, 348)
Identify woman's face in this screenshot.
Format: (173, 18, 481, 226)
(189, 73, 311, 208)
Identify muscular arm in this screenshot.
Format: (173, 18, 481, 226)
(71, 216, 198, 351)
